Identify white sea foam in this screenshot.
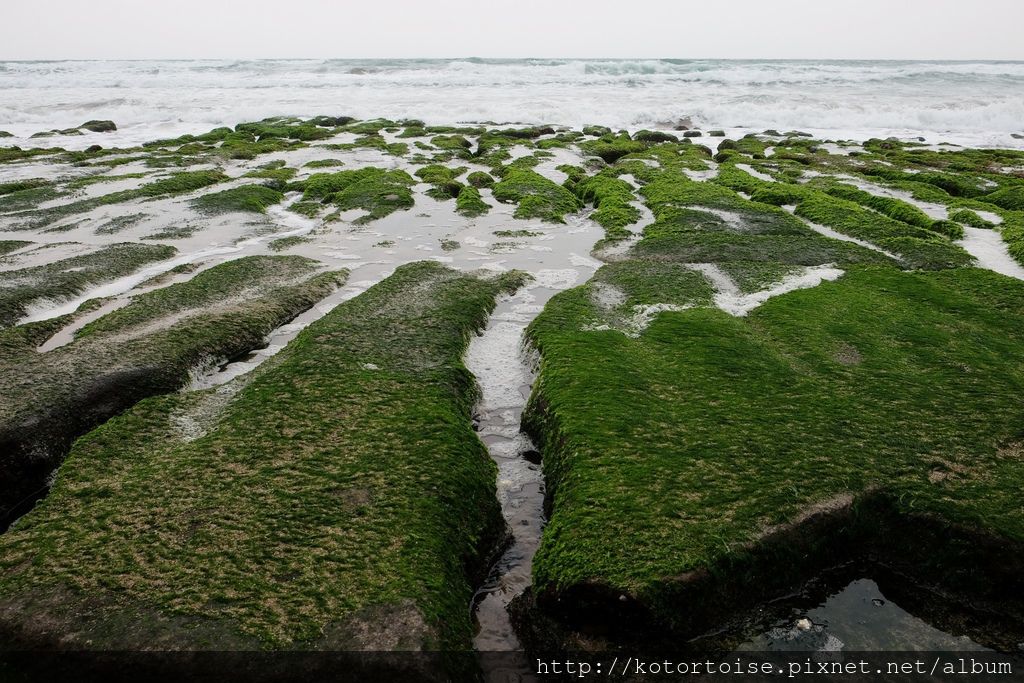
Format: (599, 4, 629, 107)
(2, 59, 1023, 150)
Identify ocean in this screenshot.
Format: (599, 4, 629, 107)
(1, 58, 1023, 149)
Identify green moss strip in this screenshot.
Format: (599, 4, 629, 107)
(191, 185, 285, 214)
(0, 242, 177, 328)
(0, 241, 31, 257)
(0, 255, 345, 526)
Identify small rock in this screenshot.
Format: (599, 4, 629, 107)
(796, 618, 813, 631)
(871, 598, 885, 607)
(683, 130, 703, 137)
(708, 130, 725, 137)
(85, 144, 103, 153)
(361, 362, 380, 371)
(1012, 133, 1024, 140)
(0, 131, 12, 138)
(618, 594, 628, 602)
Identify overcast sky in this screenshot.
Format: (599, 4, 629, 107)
(4, 0, 1023, 61)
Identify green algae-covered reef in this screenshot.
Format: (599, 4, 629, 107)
(0, 256, 344, 526)
(0, 262, 524, 680)
(3, 115, 1024, 670)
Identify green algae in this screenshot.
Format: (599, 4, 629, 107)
(0, 262, 524, 670)
(0, 182, 64, 213)
(415, 164, 466, 185)
(243, 166, 298, 183)
(951, 208, 995, 229)
(466, 171, 495, 188)
(491, 168, 582, 223)
(809, 179, 937, 230)
(794, 193, 973, 269)
(493, 229, 540, 238)
(95, 212, 149, 235)
(301, 168, 415, 223)
(0, 241, 31, 256)
(303, 159, 345, 169)
(286, 201, 323, 219)
(0, 256, 345, 527)
(524, 265, 1024, 640)
(579, 133, 648, 164)
(191, 185, 285, 215)
(0, 242, 177, 328)
(268, 236, 313, 252)
(455, 185, 490, 217)
(573, 172, 640, 238)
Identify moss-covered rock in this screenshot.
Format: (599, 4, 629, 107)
(455, 185, 490, 217)
(492, 168, 582, 223)
(302, 168, 416, 223)
(984, 185, 1024, 211)
(0, 262, 525, 680)
(466, 171, 495, 188)
(579, 133, 647, 164)
(192, 185, 285, 214)
(951, 208, 995, 229)
(633, 130, 677, 143)
(0, 255, 345, 527)
(523, 265, 1024, 644)
(80, 120, 117, 133)
(0, 242, 176, 328)
(573, 172, 640, 239)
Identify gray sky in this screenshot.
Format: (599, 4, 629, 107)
(4, 0, 1023, 61)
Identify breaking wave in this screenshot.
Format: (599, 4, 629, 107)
(1, 58, 1022, 148)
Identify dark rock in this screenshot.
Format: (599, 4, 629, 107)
(80, 120, 117, 133)
(523, 450, 542, 465)
(309, 116, 355, 127)
(633, 130, 677, 143)
(85, 144, 103, 153)
(0, 131, 12, 138)
(683, 130, 703, 138)
(1012, 133, 1023, 140)
(708, 130, 725, 137)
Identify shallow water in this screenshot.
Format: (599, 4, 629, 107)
(738, 578, 989, 652)
(958, 227, 1024, 280)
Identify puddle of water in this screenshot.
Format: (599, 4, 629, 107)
(737, 578, 990, 653)
(17, 198, 320, 326)
(686, 262, 844, 318)
(736, 163, 776, 183)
